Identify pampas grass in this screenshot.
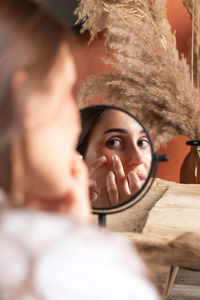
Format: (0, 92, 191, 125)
(76, 1, 200, 149)
(183, 0, 200, 87)
(75, 0, 168, 43)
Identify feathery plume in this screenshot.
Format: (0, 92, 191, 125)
(76, 1, 200, 149)
(74, 0, 168, 43)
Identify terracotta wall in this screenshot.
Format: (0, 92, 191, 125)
(157, 0, 192, 182)
(73, 0, 193, 183)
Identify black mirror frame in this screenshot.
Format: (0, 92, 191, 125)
(79, 104, 157, 216)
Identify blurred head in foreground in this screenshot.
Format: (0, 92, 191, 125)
(0, 0, 89, 221)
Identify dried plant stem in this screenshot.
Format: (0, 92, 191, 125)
(183, 0, 200, 88)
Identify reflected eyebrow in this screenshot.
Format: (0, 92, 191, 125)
(103, 128, 128, 134)
(103, 128, 147, 136)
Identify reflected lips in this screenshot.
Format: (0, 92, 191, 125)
(136, 172, 146, 185)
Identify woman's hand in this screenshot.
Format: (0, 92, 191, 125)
(88, 155, 107, 203)
(87, 154, 142, 207)
(106, 155, 142, 206)
(66, 152, 91, 222)
(24, 152, 91, 222)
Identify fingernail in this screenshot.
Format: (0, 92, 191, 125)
(112, 155, 119, 162)
(109, 171, 114, 176)
(99, 155, 106, 162)
(107, 171, 115, 184)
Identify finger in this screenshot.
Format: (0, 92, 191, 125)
(128, 171, 141, 194)
(88, 179, 96, 189)
(90, 191, 98, 203)
(66, 153, 90, 222)
(71, 154, 89, 182)
(89, 155, 107, 176)
(73, 151, 83, 160)
(112, 155, 130, 195)
(89, 179, 98, 203)
(106, 171, 119, 206)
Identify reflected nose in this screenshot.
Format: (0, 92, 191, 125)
(127, 147, 144, 167)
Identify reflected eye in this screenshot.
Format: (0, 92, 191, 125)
(137, 138, 149, 148)
(106, 137, 123, 149)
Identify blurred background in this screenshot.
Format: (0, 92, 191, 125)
(45, 0, 192, 183)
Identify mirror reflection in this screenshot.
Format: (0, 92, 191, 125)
(77, 106, 152, 209)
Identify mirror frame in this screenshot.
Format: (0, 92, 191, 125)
(79, 104, 156, 215)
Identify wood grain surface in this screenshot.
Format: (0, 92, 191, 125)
(90, 179, 200, 299)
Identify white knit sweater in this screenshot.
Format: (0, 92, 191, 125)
(0, 191, 160, 300)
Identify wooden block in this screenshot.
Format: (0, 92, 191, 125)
(143, 183, 200, 239)
(168, 268, 200, 300)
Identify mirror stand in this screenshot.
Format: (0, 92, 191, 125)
(98, 213, 106, 227)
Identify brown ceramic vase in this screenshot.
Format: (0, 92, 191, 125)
(180, 141, 200, 184)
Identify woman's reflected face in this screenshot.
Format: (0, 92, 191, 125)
(84, 109, 152, 207)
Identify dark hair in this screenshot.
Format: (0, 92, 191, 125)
(0, 0, 72, 191)
(77, 106, 108, 156)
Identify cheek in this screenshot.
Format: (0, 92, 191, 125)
(142, 152, 152, 171)
(144, 151, 152, 164)
(66, 94, 80, 131)
(62, 95, 80, 132)
(55, 97, 80, 152)
(85, 145, 120, 167)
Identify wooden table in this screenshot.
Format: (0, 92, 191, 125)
(91, 179, 200, 299)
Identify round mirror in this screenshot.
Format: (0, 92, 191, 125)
(77, 105, 161, 223)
